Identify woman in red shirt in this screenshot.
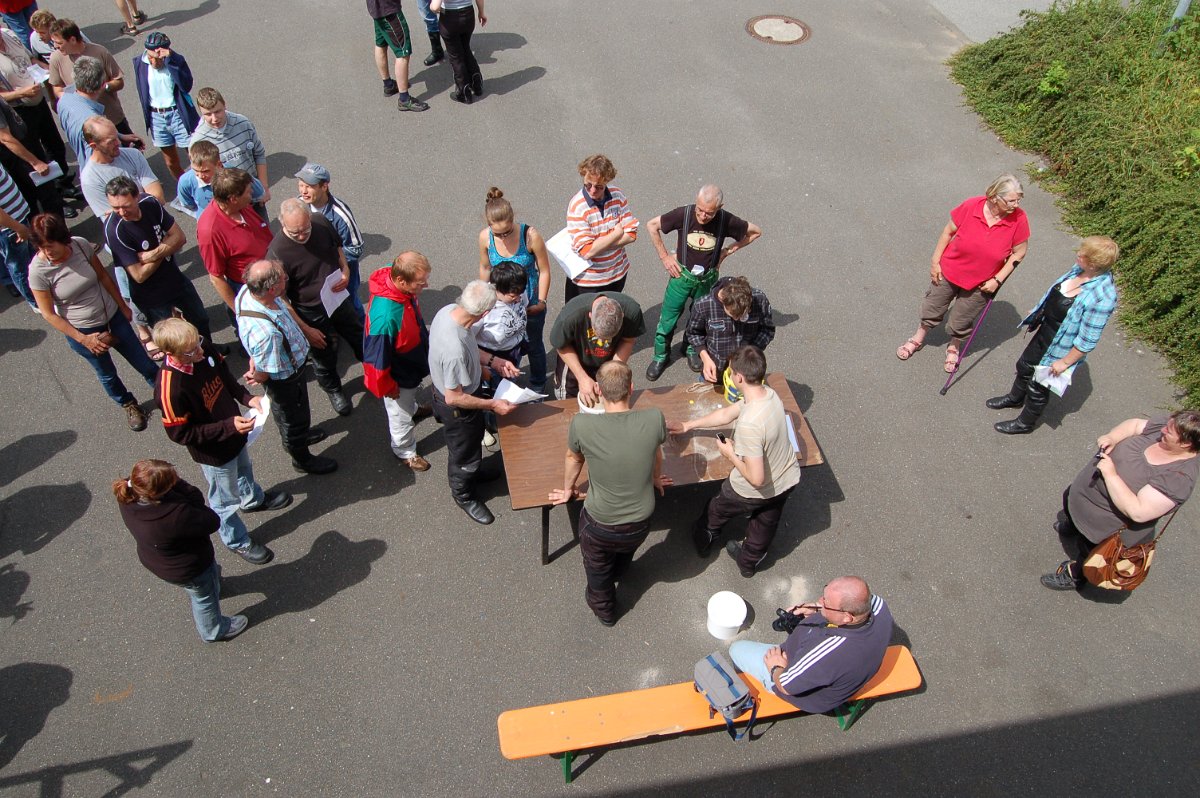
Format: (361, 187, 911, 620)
(896, 174, 1030, 372)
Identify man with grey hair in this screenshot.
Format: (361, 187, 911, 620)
(56, 56, 145, 169)
(549, 292, 644, 407)
(427, 279, 520, 524)
(236, 259, 337, 475)
(266, 198, 364, 417)
(80, 115, 162, 219)
(644, 184, 762, 380)
(730, 576, 894, 713)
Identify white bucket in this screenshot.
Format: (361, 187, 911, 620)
(706, 591, 747, 640)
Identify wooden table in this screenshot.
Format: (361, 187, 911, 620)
(497, 373, 824, 564)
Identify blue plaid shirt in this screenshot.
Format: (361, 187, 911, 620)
(235, 286, 310, 379)
(1020, 266, 1117, 362)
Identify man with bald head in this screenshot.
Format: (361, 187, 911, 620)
(267, 198, 364, 416)
(236, 259, 337, 475)
(644, 185, 761, 380)
(730, 577, 893, 714)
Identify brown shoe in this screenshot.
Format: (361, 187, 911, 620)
(400, 454, 431, 471)
(123, 400, 147, 431)
(413, 403, 433, 421)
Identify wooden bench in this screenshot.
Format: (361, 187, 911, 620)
(497, 645, 922, 783)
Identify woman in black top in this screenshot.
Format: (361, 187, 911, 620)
(114, 459, 248, 641)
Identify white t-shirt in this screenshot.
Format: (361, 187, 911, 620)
(471, 295, 528, 351)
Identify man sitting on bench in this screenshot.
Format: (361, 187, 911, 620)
(730, 576, 893, 714)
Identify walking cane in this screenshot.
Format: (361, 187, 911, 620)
(939, 260, 1021, 396)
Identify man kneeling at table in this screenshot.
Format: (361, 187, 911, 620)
(666, 345, 799, 577)
(549, 361, 671, 626)
(731, 576, 893, 713)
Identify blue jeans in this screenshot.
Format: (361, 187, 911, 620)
(64, 312, 159, 405)
(416, 0, 438, 33)
(729, 640, 779, 694)
(198, 447, 264, 550)
(346, 257, 365, 321)
(180, 560, 232, 641)
(137, 279, 214, 340)
(525, 308, 547, 391)
(1, 227, 35, 307)
(0, 4, 36, 49)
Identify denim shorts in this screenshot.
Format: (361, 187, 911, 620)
(150, 108, 191, 148)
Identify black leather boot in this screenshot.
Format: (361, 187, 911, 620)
(424, 33, 444, 66)
(986, 376, 1027, 409)
(450, 475, 493, 524)
(995, 381, 1049, 434)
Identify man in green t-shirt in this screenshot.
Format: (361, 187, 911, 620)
(549, 361, 670, 625)
(667, 345, 800, 577)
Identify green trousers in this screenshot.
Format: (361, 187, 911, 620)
(653, 268, 719, 361)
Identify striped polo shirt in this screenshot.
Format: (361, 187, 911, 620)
(0, 164, 30, 224)
(566, 186, 637, 287)
(189, 111, 267, 174)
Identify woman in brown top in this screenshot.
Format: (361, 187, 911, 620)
(1042, 411, 1200, 590)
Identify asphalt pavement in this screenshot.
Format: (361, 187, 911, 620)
(2, 1, 1197, 796)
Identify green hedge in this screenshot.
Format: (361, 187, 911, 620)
(949, 0, 1200, 407)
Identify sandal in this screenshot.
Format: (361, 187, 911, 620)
(133, 10, 148, 23)
(943, 345, 960, 373)
(896, 337, 924, 361)
(138, 332, 164, 362)
(120, 24, 139, 35)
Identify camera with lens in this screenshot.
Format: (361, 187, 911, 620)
(772, 607, 803, 634)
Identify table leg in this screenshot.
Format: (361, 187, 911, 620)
(541, 505, 551, 565)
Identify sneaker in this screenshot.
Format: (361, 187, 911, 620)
(123, 400, 147, 431)
(219, 614, 249, 640)
(725, 541, 755, 578)
(382, 78, 399, 97)
(397, 96, 430, 112)
(1040, 561, 1082, 591)
(234, 542, 274, 565)
(244, 490, 293, 512)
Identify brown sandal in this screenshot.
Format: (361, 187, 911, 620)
(896, 338, 924, 360)
(943, 345, 960, 373)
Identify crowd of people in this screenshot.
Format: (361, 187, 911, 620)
(1, 4, 1195, 717)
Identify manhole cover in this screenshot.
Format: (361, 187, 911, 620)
(746, 15, 810, 45)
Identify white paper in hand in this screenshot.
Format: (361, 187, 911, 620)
(546, 228, 591, 280)
(1033, 364, 1075, 397)
(495, 378, 545, 405)
(320, 270, 350, 316)
(245, 395, 271, 446)
(29, 161, 63, 187)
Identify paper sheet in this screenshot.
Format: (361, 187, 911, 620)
(786, 414, 801, 453)
(27, 65, 49, 83)
(320, 269, 350, 316)
(245, 395, 271, 446)
(30, 161, 63, 187)
(546, 228, 592, 280)
(495, 378, 546, 405)
(1033, 364, 1075, 397)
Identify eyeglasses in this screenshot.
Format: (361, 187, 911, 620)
(996, 195, 1023, 206)
(817, 597, 852, 615)
(583, 182, 607, 192)
(184, 335, 205, 357)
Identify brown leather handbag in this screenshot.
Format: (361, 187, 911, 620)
(1082, 508, 1179, 591)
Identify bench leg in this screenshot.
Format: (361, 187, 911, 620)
(558, 750, 575, 783)
(541, 505, 551, 565)
(835, 699, 867, 730)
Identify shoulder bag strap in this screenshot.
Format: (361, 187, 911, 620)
(236, 295, 298, 371)
(677, 205, 691, 265)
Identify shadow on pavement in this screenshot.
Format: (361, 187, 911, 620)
(0, 562, 32, 622)
(0, 662, 73, 769)
(0, 430, 77, 488)
(0, 739, 193, 796)
(0, 326, 46, 356)
(584, 688, 1200, 794)
(220, 530, 386, 626)
(0, 481, 91, 559)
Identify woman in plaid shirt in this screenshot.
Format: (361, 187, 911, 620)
(988, 236, 1119, 434)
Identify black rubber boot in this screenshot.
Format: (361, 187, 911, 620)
(424, 33, 444, 66)
(986, 376, 1028, 409)
(995, 381, 1049, 434)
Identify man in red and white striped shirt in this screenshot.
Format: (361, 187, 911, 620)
(564, 153, 638, 301)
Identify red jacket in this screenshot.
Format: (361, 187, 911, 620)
(363, 267, 429, 396)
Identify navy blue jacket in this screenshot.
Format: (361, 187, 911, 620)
(131, 51, 200, 134)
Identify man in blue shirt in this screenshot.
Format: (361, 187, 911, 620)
(57, 56, 144, 167)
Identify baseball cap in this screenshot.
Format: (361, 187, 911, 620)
(294, 163, 331, 185)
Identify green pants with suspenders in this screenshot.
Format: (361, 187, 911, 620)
(652, 267, 719, 360)
(652, 204, 726, 361)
